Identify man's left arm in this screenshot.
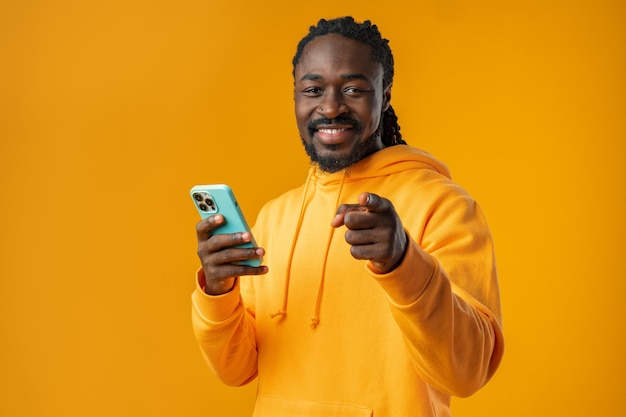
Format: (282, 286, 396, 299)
(334, 192, 504, 397)
(369, 234, 504, 397)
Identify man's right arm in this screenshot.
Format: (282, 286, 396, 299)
(191, 270, 259, 386)
(192, 215, 266, 385)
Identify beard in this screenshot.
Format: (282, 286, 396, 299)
(301, 116, 383, 173)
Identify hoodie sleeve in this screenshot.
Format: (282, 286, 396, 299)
(191, 270, 259, 387)
(368, 192, 504, 398)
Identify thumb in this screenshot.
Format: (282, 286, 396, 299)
(360, 192, 389, 213)
(331, 211, 345, 228)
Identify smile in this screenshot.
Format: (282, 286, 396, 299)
(317, 128, 351, 134)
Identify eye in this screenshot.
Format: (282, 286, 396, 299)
(344, 86, 371, 96)
(302, 87, 323, 96)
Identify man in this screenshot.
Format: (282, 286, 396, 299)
(192, 16, 504, 417)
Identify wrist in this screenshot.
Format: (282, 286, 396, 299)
(204, 277, 238, 295)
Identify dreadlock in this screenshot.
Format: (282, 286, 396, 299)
(292, 16, 406, 147)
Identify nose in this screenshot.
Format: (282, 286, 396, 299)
(317, 90, 348, 119)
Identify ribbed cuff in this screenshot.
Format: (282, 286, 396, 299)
(192, 268, 242, 323)
(367, 238, 437, 306)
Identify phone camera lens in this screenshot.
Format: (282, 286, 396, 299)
(199, 203, 208, 211)
(193, 193, 203, 202)
(205, 198, 216, 210)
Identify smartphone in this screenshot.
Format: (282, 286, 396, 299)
(190, 184, 261, 267)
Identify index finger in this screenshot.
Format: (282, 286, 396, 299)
(195, 214, 224, 239)
(331, 203, 367, 228)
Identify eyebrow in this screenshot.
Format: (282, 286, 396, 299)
(299, 73, 371, 82)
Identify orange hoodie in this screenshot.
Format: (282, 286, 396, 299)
(192, 145, 504, 417)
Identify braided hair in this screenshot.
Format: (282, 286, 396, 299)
(292, 16, 406, 147)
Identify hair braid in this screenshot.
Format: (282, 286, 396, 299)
(382, 105, 405, 146)
(293, 16, 406, 147)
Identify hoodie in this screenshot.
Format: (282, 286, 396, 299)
(191, 145, 504, 417)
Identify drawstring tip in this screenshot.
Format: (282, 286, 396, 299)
(270, 310, 286, 319)
(310, 318, 320, 328)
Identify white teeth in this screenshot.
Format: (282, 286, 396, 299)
(318, 128, 347, 134)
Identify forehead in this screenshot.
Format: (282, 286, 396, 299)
(295, 34, 382, 80)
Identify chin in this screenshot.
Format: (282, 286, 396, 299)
(302, 132, 382, 172)
(305, 144, 366, 173)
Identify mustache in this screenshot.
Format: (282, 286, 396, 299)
(308, 116, 360, 132)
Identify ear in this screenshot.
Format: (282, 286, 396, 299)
(382, 83, 392, 112)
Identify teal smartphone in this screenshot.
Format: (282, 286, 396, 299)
(190, 184, 262, 267)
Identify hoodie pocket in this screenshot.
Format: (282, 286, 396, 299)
(254, 395, 373, 417)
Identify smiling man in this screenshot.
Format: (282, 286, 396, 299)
(192, 16, 504, 417)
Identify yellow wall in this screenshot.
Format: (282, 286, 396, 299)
(1, 0, 624, 416)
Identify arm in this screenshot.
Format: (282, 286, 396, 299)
(191, 215, 267, 386)
(191, 272, 259, 387)
(370, 237, 503, 397)
(333, 192, 504, 397)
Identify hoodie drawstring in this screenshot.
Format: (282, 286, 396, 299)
(269, 168, 350, 329)
(310, 169, 349, 328)
(269, 169, 314, 320)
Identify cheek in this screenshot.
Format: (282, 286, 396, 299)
(294, 105, 310, 138)
(368, 97, 385, 127)
(360, 104, 382, 130)
(294, 100, 315, 124)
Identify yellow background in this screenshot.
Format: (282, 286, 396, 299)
(1, 0, 624, 416)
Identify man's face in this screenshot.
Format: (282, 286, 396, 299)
(294, 34, 390, 173)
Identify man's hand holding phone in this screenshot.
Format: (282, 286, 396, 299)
(195, 213, 267, 295)
(191, 184, 267, 295)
